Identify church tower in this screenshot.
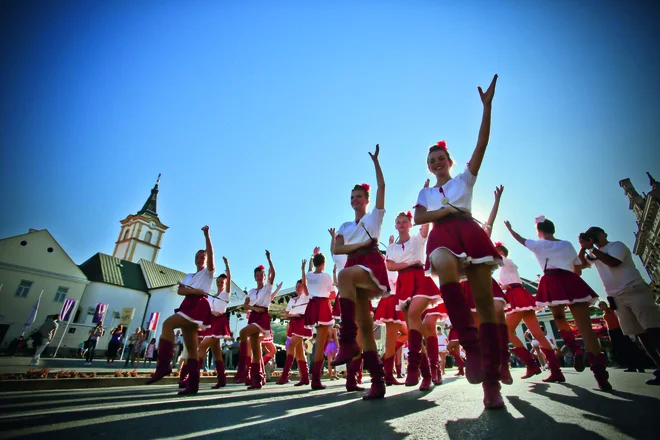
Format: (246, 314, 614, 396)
(112, 174, 168, 263)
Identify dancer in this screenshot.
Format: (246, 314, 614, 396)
(331, 144, 389, 400)
(422, 303, 447, 385)
(325, 326, 339, 379)
(277, 277, 311, 385)
(303, 252, 337, 390)
(445, 319, 465, 377)
(146, 226, 215, 395)
(504, 216, 612, 390)
(437, 327, 449, 375)
(236, 252, 278, 390)
(194, 257, 232, 389)
(386, 209, 440, 391)
(414, 74, 506, 409)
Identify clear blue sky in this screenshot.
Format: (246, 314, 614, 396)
(1, 1, 658, 295)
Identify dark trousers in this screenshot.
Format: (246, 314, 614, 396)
(609, 329, 644, 369)
(85, 340, 98, 362)
(124, 344, 134, 366)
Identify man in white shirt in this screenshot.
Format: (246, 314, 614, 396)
(579, 226, 660, 385)
(29, 315, 59, 366)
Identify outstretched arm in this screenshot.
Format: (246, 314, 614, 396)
(301, 260, 310, 296)
(468, 74, 498, 176)
(419, 179, 431, 238)
(484, 185, 504, 238)
(223, 257, 231, 293)
(369, 144, 386, 210)
(270, 282, 284, 301)
(266, 250, 275, 285)
(504, 220, 527, 247)
(202, 226, 215, 272)
(333, 264, 338, 287)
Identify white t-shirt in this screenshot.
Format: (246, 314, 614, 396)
(337, 208, 386, 245)
(305, 272, 335, 298)
(248, 283, 273, 309)
(415, 167, 477, 213)
(386, 233, 427, 266)
(498, 258, 523, 286)
(387, 270, 398, 295)
(210, 290, 230, 314)
(437, 334, 448, 349)
(588, 241, 645, 297)
(285, 295, 309, 316)
(332, 254, 348, 271)
(524, 239, 581, 272)
(181, 268, 215, 294)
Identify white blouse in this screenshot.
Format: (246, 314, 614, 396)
(498, 258, 523, 286)
(386, 233, 427, 266)
(525, 239, 581, 273)
(285, 295, 309, 316)
(247, 283, 273, 309)
(337, 208, 386, 245)
(305, 272, 335, 298)
(209, 290, 231, 314)
(181, 268, 215, 294)
(415, 167, 477, 213)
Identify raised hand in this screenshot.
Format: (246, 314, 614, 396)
(389, 235, 395, 245)
(202, 225, 210, 235)
(494, 185, 504, 200)
(328, 228, 336, 238)
(423, 179, 430, 188)
(312, 246, 320, 255)
(276, 281, 283, 290)
(222, 256, 229, 266)
(265, 249, 271, 260)
(368, 144, 380, 163)
(302, 259, 307, 270)
(504, 220, 512, 230)
(478, 74, 498, 106)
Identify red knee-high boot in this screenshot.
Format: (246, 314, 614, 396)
(426, 336, 442, 385)
(260, 359, 266, 386)
(244, 355, 253, 386)
(146, 339, 173, 384)
(498, 324, 513, 385)
(346, 357, 365, 391)
(331, 299, 360, 366)
(178, 361, 190, 389)
(395, 357, 404, 378)
(588, 352, 612, 391)
(480, 323, 505, 410)
(541, 348, 565, 383)
(294, 360, 309, 386)
(441, 283, 483, 384)
(277, 354, 294, 385)
(419, 351, 433, 391)
(247, 362, 264, 390)
(559, 330, 585, 372)
(311, 360, 326, 390)
(451, 348, 465, 376)
(512, 347, 541, 379)
(357, 360, 364, 384)
(405, 330, 423, 387)
(234, 342, 249, 383)
(362, 351, 385, 400)
(384, 356, 402, 385)
(212, 360, 226, 389)
(178, 358, 200, 395)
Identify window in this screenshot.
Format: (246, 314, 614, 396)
(124, 229, 130, 240)
(15, 280, 33, 297)
(54, 286, 68, 303)
(144, 231, 153, 243)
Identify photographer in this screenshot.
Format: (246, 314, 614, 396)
(578, 226, 660, 385)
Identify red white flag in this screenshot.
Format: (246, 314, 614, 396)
(147, 312, 160, 331)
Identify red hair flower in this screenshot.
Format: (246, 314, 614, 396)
(360, 183, 371, 191)
(494, 241, 503, 247)
(436, 140, 447, 150)
(257, 265, 265, 271)
(405, 211, 413, 219)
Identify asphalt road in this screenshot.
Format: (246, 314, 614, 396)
(1, 368, 659, 440)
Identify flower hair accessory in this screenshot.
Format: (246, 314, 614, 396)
(494, 241, 503, 247)
(405, 211, 413, 219)
(257, 265, 265, 271)
(535, 215, 546, 224)
(436, 140, 448, 150)
(360, 183, 371, 191)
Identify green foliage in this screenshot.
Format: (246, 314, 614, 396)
(271, 323, 288, 345)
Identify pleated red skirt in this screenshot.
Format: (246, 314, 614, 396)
(175, 295, 212, 329)
(536, 269, 598, 307)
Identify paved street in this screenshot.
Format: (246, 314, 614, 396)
(1, 368, 658, 440)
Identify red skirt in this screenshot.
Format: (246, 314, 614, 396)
(396, 267, 442, 309)
(203, 313, 231, 338)
(425, 215, 501, 275)
(374, 296, 405, 324)
(175, 295, 212, 329)
(332, 295, 341, 319)
(504, 285, 538, 314)
(536, 269, 598, 307)
(248, 310, 271, 333)
(422, 302, 447, 320)
(448, 328, 458, 342)
(290, 316, 313, 338)
(304, 297, 334, 328)
(461, 279, 508, 313)
(345, 246, 390, 296)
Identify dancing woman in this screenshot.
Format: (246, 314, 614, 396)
(277, 276, 311, 385)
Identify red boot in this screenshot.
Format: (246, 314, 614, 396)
(383, 356, 403, 385)
(451, 349, 465, 376)
(212, 360, 226, 389)
(513, 347, 542, 379)
(362, 351, 385, 400)
(178, 358, 199, 395)
(419, 351, 433, 391)
(243, 355, 252, 386)
(405, 330, 423, 387)
(294, 360, 309, 386)
(541, 348, 565, 383)
(426, 336, 442, 385)
(346, 357, 365, 391)
(277, 354, 294, 385)
(560, 330, 585, 372)
(498, 324, 513, 385)
(247, 363, 264, 390)
(178, 361, 190, 389)
(442, 283, 483, 384)
(395, 359, 404, 379)
(261, 359, 266, 386)
(146, 339, 173, 385)
(357, 360, 364, 385)
(331, 299, 360, 366)
(588, 352, 612, 391)
(480, 323, 505, 410)
(234, 342, 249, 383)
(311, 361, 326, 390)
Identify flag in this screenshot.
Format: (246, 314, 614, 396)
(147, 312, 160, 331)
(21, 290, 44, 335)
(93, 303, 108, 324)
(60, 298, 76, 321)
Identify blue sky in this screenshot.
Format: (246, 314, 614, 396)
(1, 0, 658, 295)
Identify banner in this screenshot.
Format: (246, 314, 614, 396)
(147, 312, 160, 331)
(60, 298, 76, 321)
(21, 290, 44, 335)
(93, 303, 108, 324)
(120, 308, 135, 326)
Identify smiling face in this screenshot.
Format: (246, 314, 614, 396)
(254, 269, 266, 283)
(427, 149, 453, 178)
(195, 250, 207, 269)
(295, 281, 304, 294)
(216, 276, 226, 292)
(350, 188, 369, 211)
(395, 214, 412, 233)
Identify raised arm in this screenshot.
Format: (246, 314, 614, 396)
(419, 180, 432, 238)
(504, 220, 527, 247)
(484, 185, 504, 238)
(369, 144, 385, 210)
(265, 250, 275, 285)
(202, 226, 215, 272)
(223, 257, 231, 293)
(468, 74, 498, 176)
(270, 282, 283, 301)
(301, 260, 310, 296)
(333, 264, 338, 287)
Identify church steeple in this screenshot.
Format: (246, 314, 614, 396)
(137, 174, 161, 218)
